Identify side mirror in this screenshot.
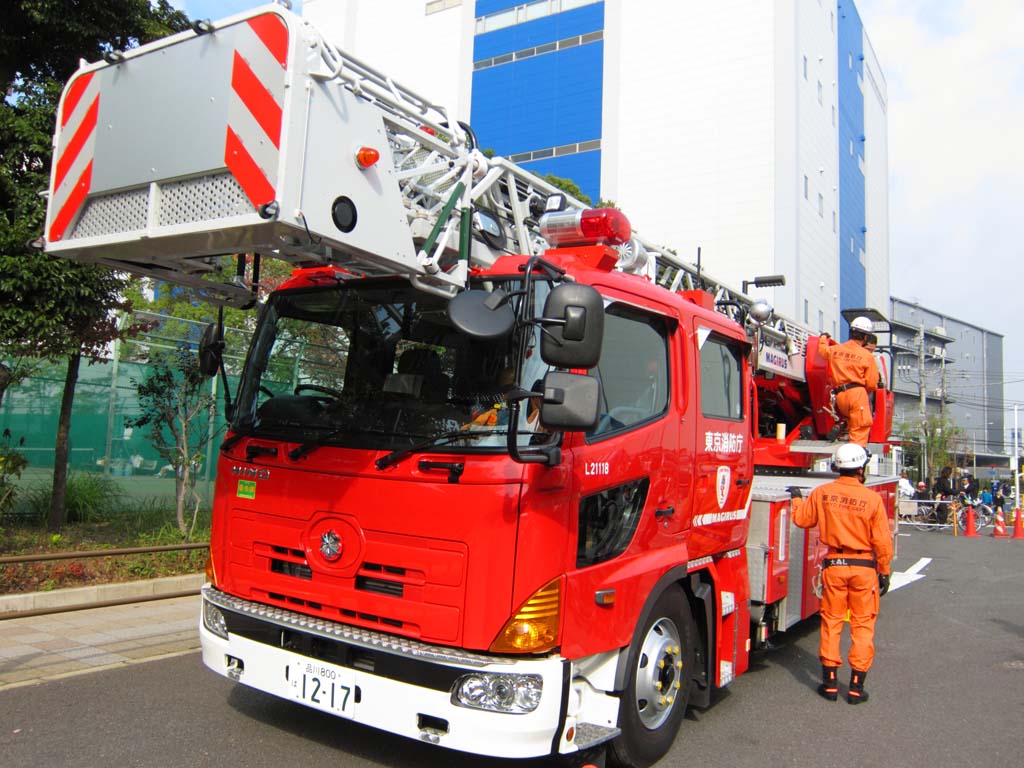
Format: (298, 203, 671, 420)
(448, 289, 515, 340)
(538, 371, 600, 431)
(540, 284, 604, 368)
(198, 322, 224, 378)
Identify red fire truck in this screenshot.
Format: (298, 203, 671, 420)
(43, 5, 897, 766)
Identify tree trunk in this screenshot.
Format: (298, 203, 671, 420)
(48, 350, 81, 532)
(0, 362, 12, 409)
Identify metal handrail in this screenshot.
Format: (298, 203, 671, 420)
(0, 542, 208, 565)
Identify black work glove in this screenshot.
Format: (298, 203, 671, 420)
(786, 486, 803, 499)
(878, 573, 890, 596)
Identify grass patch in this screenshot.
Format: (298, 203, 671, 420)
(0, 495, 210, 595)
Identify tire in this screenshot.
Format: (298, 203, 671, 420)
(609, 585, 696, 768)
(975, 504, 994, 530)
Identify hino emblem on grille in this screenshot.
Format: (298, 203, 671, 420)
(320, 529, 342, 561)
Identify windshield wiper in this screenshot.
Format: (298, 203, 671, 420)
(375, 430, 501, 470)
(288, 426, 414, 461)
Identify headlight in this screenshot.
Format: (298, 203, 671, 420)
(202, 600, 229, 639)
(451, 673, 542, 714)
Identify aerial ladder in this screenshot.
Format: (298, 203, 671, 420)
(42, 1, 884, 462)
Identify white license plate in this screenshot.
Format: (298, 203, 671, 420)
(287, 658, 356, 718)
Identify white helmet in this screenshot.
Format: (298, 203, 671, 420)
(850, 316, 873, 334)
(832, 443, 869, 470)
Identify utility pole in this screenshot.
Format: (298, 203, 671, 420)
(918, 323, 927, 481)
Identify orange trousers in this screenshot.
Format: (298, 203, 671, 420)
(819, 565, 879, 671)
(836, 388, 873, 447)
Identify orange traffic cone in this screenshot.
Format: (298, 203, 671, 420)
(1012, 508, 1024, 540)
(992, 508, 1009, 538)
(963, 506, 979, 537)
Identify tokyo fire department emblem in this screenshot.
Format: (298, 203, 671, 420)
(716, 466, 730, 509)
(320, 529, 342, 562)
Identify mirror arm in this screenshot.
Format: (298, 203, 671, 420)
(505, 399, 561, 466)
(216, 306, 234, 419)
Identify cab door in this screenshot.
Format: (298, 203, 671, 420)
(688, 321, 754, 557)
(559, 298, 688, 658)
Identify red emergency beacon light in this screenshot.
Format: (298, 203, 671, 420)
(539, 207, 632, 247)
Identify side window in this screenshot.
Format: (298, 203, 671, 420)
(698, 332, 743, 420)
(588, 305, 670, 439)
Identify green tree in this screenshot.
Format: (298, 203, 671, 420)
(544, 174, 592, 206)
(127, 346, 216, 538)
(0, 1, 190, 531)
(897, 413, 963, 484)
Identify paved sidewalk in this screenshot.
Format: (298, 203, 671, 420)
(0, 594, 201, 690)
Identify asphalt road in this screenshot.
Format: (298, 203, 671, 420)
(1, 530, 1022, 768)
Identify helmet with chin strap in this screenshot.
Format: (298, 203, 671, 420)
(832, 442, 869, 471)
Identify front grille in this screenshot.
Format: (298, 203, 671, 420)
(356, 575, 404, 597)
(271, 559, 313, 580)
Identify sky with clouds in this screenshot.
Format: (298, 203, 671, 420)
(175, 0, 1024, 424)
(855, 0, 1024, 424)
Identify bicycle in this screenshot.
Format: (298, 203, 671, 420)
(951, 493, 994, 533)
(899, 497, 950, 531)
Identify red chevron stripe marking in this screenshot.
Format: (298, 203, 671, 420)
(49, 161, 93, 242)
(61, 72, 95, 128)
(224, 126, 275, 208)
(54, 95, 99, 192)
(231, 51, 282, 149)
(247, 13, 288, 69)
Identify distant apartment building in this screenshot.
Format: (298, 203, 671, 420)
(889, 297, 1006, 464)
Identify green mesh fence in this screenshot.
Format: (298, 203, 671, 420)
(1, 312, 251, 507)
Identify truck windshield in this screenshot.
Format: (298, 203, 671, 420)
(232, 277, 555, 455)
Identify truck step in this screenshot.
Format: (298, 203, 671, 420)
(573, 722, 621, 750)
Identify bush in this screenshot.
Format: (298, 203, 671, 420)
(20, 473, 124, 524)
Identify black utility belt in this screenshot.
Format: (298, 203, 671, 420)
(823, 556, 876, 569)
(834, 382, 865, 393)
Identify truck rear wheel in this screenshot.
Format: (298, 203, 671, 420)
(609, 585, 696, 768)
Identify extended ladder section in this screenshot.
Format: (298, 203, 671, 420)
(42, 1, 809, 377)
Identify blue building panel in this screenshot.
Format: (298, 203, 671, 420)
(520, 151, 602, 204)
(475, 0, 519, 17)
(837, 0, 866, 331)
(474, 4, 604, 60)
(471, 42, 603, 153)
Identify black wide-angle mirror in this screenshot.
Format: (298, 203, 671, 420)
(448, 289, 516, 340)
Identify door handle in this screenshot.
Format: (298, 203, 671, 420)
(655, 506, 675, 519)
(735, 478, 750, 486)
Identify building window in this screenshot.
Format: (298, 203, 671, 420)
(426, 0, 460, 13)
(817, 80, 823, 104)
(849, 139, 854, 156)
(832, 105, 836, 125)
(832, 210, 837, 232)
(803, 175, 809, 199)
(804, 300, 809, 323)
(850, 236, 854, 254)
(818, 310, 824, 333)
(818, 193, 824, 217)
(831, 12, 835, 32)
(803, 55, 808, 79)
(849, 52, 853, 70)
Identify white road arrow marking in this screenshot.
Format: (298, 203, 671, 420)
(888, 557, 932, 592)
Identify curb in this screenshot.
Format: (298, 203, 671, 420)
(0, 573, 205, 617)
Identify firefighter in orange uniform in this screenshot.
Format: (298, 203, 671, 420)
(789, 443, 892, 704)
(818, 316, 879, 447)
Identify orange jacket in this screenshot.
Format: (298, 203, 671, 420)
(818, 336, 879, 392)
(792, 476, 893, 574)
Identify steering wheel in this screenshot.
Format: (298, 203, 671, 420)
(596, 406, 649, 434)
(294, 384, 344, 400)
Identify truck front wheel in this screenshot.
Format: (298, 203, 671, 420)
(609, 585, 696, 768)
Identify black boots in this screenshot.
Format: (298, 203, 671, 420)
(847, 669, 869, 704)
(817, 665, 839, 701)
